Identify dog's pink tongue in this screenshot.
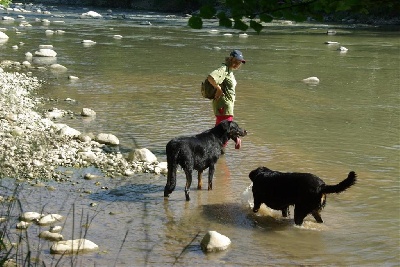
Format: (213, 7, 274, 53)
(235, 137, 242, 149)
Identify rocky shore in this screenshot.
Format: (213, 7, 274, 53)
(0, 69, 167, 182)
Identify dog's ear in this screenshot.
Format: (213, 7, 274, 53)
(220, 120, 231, 132)
(249, 169, 257, 181)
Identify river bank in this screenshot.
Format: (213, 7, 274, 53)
(0, 69, 167, 183)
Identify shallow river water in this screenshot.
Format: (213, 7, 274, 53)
(0, 5, 399, 267)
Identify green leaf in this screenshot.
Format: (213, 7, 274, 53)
(200, 5, 216, 19)
(234, 19, 249, 31)
(250, 20, 263, 34)
(219, 17, 233, 28)
(217, 11, 227, 20)
(188, 16, 203, 29)
(259, 14, 273, 23)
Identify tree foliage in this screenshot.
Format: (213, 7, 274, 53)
(0, 0, 12, 7)
(188, 0, 400, 33)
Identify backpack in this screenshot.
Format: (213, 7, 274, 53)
(201, 79, 227, 100)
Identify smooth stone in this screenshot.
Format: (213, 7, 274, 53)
(20, 211, 42, 222)
(39, 230, 63, 241)
(128, 148, 157, 163)
(38, 214, 64, 226)
(50, 239, 99, 254)
(200, 231, 231, 252)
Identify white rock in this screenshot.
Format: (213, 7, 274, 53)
(34, 48, 57, 57)
(78, 151, 97, 162)
(140, 21, 152, 25)
(16, 221, 30, 229)
(50, 239, 99, 254)
(39, 230, 63, 241)
(0, 31, 9, 39)
(84, 173, 101, 180)
(81, 11, 103, 18)
(81, 108, 96, 117)
(68, 75, 79, 80)
(25, 52, 33, 58)
(58, 125, 81, 137)
(157, 162, 168, 175)
(113, 35, 123, 39)
(20, 211, 42, 221)
(11, 126, 23, 136)
(22, 61, 31, 67)
(200, 231, 231, 252)
(49, 225, 63, 233)
(302, 76, 320, 84)
(338, 46, 348, 52)
(2, 16, 15, 21)
(96, 133, 119, 145)
(81, 39, 96, 44)
(128, 148, 157, 163)
(239, 33, 248, 38)
(124, 169, 135, 176)
(78, 134, 92, 142)
(38, 214, 64, 226)
(324, 41, 339, 45)
(50, 64, 68, 72)
(46, 110, 64, 119)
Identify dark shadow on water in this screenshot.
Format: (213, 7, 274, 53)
(201, 203, 293, 231)
(88, 182, 184, 203)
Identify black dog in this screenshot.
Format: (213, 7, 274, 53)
(249, 167, 357, 225)
(164, 120, 247, 201)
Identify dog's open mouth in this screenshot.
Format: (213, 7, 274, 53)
(234, 137, 242, 149)
(231, 129, 247, 149)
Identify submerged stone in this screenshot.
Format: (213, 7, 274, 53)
(50, 239, 99, 254)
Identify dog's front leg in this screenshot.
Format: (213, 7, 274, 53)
(252, 199, 261, 213)
(184, 170, 193, 201)
(281, 207, 290, 217)
(208, 165, 215, 190)
(311, 210, 323, 223)
(197, 171, 203, 190)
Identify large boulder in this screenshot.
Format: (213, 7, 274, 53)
(96, 133, 119, 145)
(34, 48, 57, 57)
(50, 239, 98, 254)
(0, 31, 9, 39)
(128, 148, 157, 163)
(200, 231, 231, 252)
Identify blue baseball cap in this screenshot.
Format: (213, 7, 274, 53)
(230, 49, 246, 63)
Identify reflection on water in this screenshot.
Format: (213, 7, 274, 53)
(1, 6, 399, 266)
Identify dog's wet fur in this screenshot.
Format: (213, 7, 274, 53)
(249, 167, 357, 225)
(164, 120, 247, 201)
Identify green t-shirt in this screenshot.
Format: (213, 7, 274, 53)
(209, 64, 237, 116)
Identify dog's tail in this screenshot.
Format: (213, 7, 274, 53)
(164, 142, 179, 196)
(322, 171, 357, 194)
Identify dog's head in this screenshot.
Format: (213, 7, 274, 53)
(224, 121, 247, 148)
(249, 166, 272, 182)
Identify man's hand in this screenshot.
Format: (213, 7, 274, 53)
(214, 86, 224, 100)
